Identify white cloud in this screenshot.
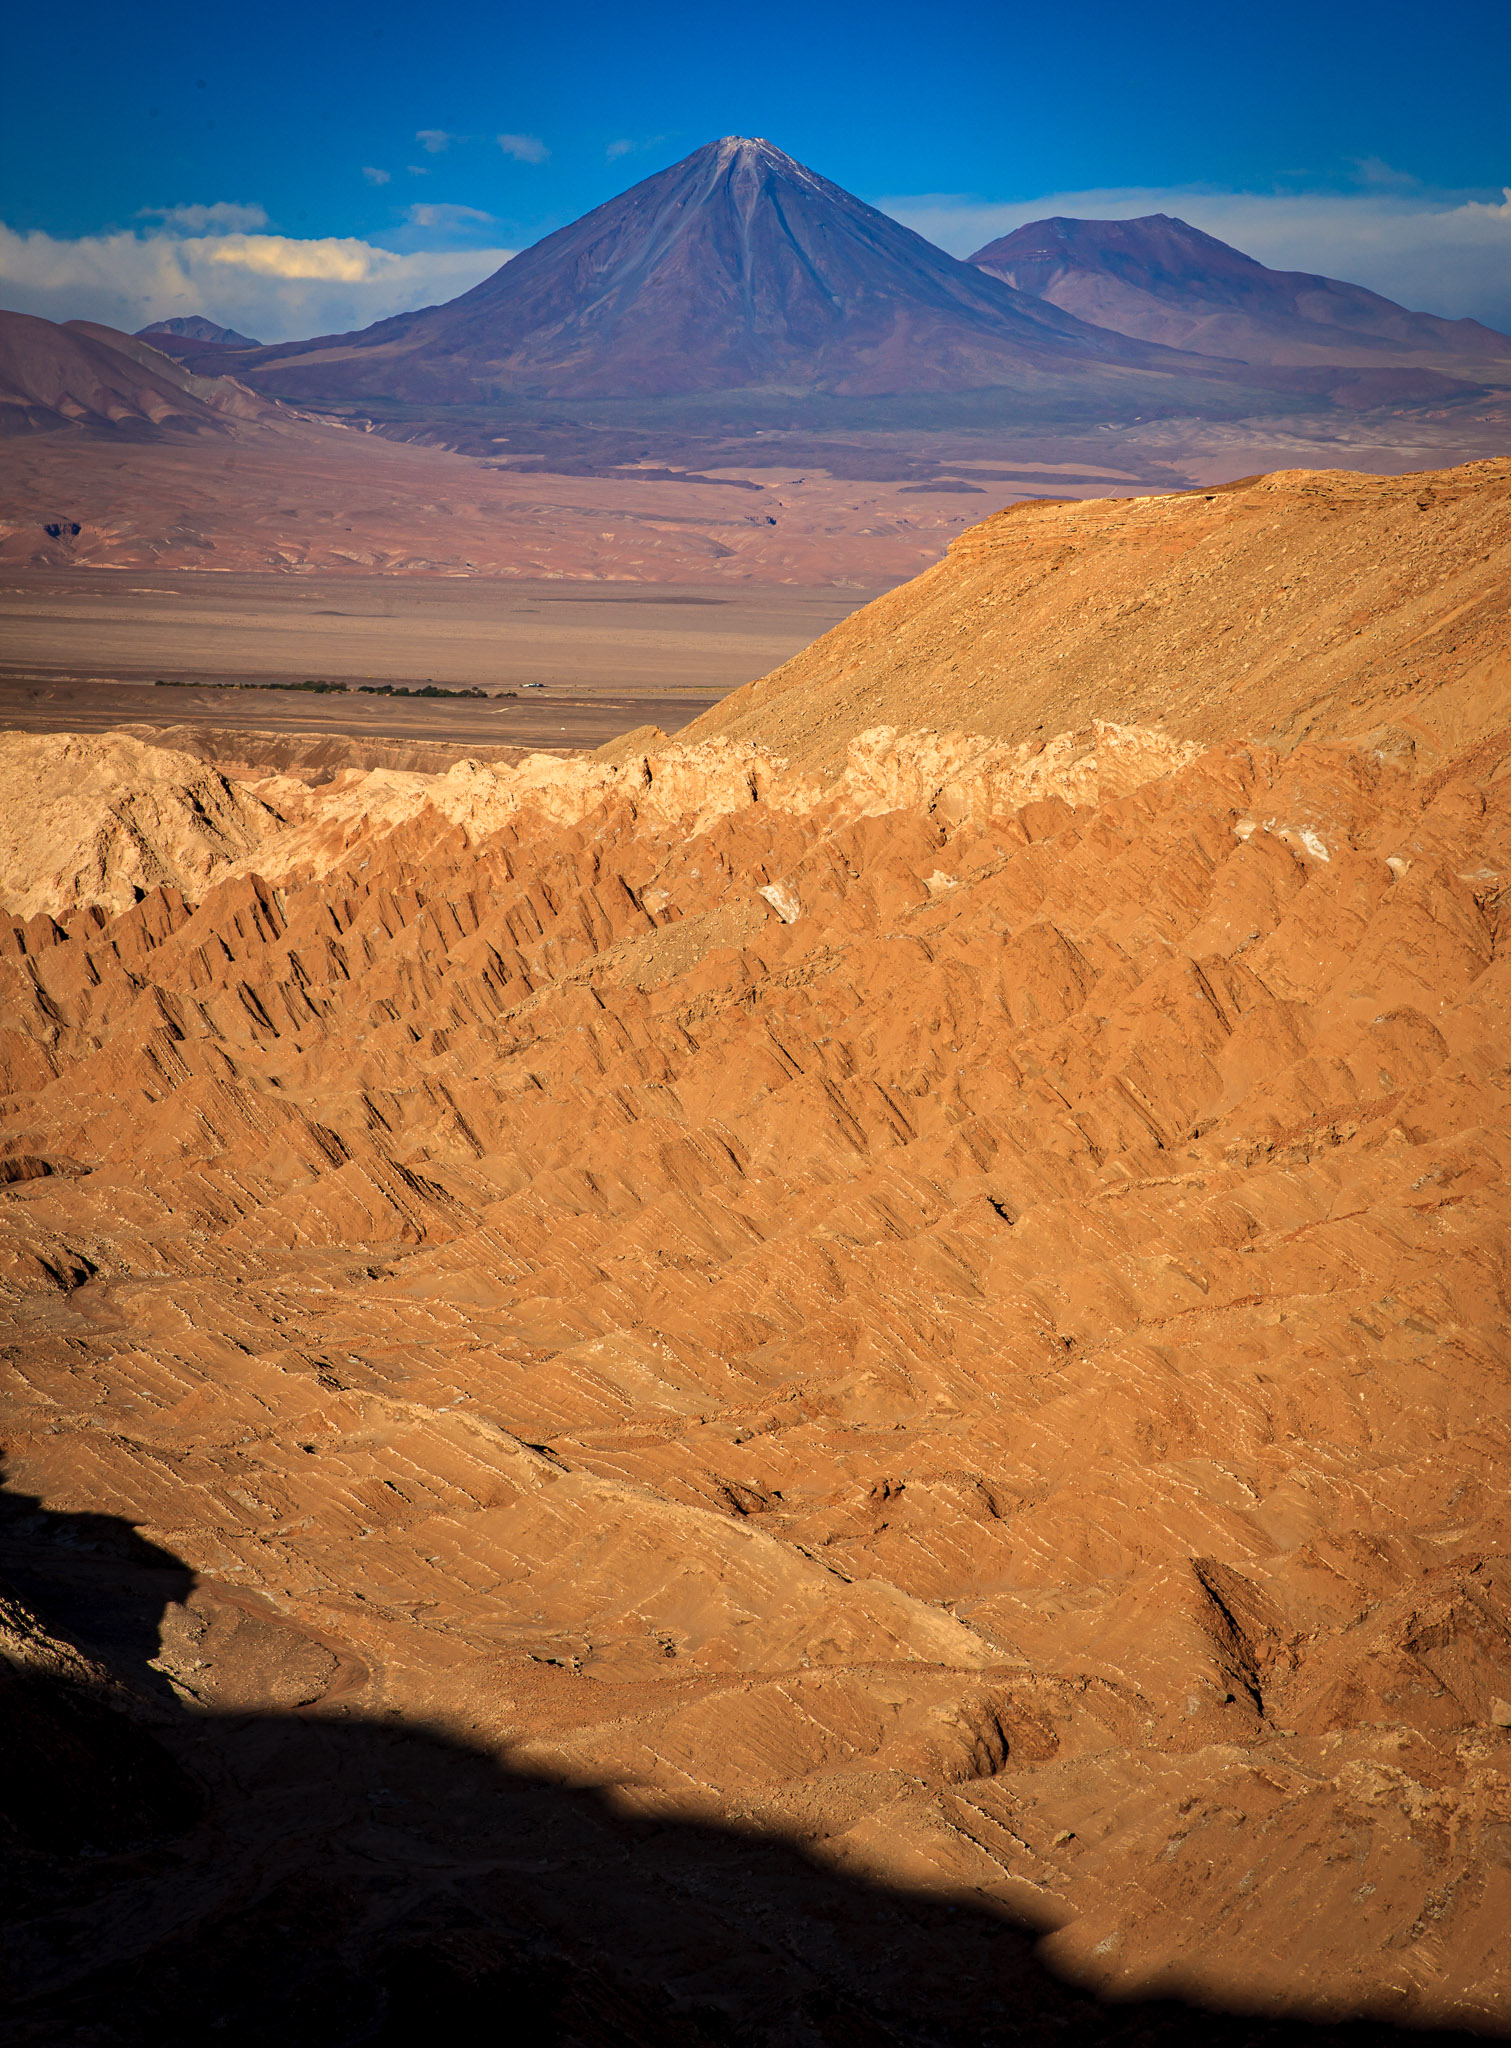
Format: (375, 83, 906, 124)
(882, 183, 1511, 332)
(605, 135, 665, 164)
(497, 132, 548, 164)
(138, 201, 269, 233)
(405, 203, 497, 229)
(415, 129, 455, 154)
(362, 166, 392, 186)
(197, 233, 395, 282)
(0, 217, 514, 343)
(1347, 157, 1422, 193)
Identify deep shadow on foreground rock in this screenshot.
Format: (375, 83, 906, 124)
(0, 1480, 1489, 2048)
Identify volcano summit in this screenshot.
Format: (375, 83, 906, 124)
(211, 138, 1248, 417)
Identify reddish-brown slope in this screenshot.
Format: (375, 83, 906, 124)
(0, 422, 988, 580)
(0, 311, 271, 439)
(1, 712, 1509, 2032)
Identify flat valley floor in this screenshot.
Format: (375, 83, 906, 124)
(0, 572, 877, 755)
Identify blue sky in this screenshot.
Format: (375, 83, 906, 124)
(3, 0, 1509, 339)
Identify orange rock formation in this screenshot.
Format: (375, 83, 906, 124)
(3, 465, 1509, 2037)
(689, 458, 1511, 767)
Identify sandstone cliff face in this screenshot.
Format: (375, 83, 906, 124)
(686, 458, 1511, 770)
(2, 699, 1509, 2031)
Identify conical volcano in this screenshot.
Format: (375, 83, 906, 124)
(227, 138, 1227, 409)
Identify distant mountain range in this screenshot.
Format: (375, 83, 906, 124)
(152, 140, 1503, 433)
(969, 213, 1511, 370)
(138, 315, 261, 352)
(6, 141, 1508, 463)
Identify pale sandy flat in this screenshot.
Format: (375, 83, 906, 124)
(0, 571, 877, 753)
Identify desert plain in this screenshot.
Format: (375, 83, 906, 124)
(0, 570, 875, 762)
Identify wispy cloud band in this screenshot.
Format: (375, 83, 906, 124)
(497, 133, 548, 163)
(412, 128, 548, 164)
(138, 201, 270, 233)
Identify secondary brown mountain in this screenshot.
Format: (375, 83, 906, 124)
(0, 311, 269, 439)
(138, 315, 260, 348)
(971, 213, 1511, 372)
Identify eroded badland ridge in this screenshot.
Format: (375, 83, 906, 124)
(3, 461, 1510, 2039)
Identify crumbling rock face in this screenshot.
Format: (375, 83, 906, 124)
(0, 732, 283, 922)
(2, 711, 1509, 2033)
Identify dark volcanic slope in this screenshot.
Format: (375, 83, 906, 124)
(970, 214, 1511, 370)
(214, 139, 1241, 409)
